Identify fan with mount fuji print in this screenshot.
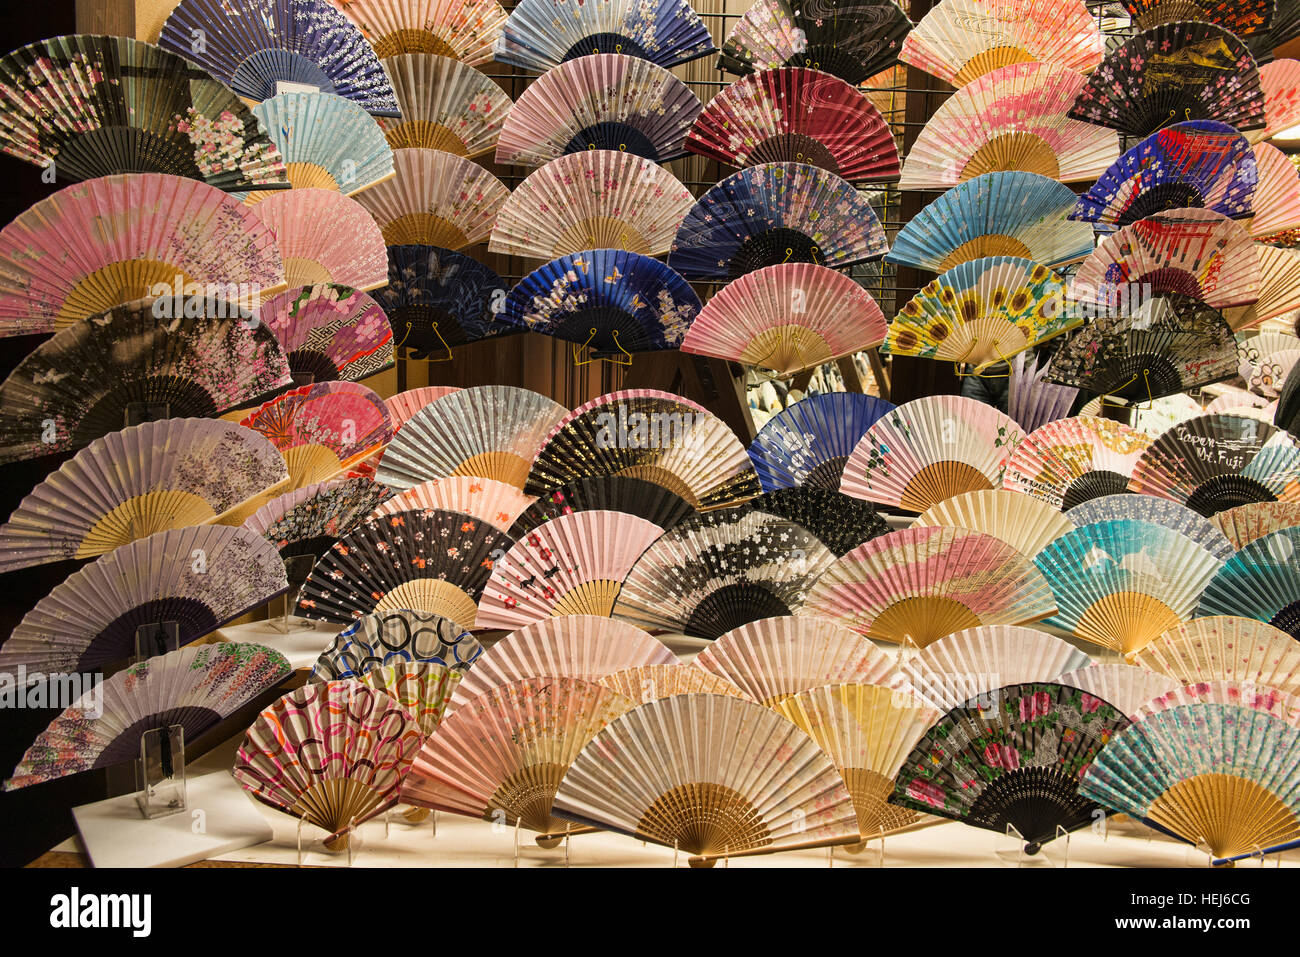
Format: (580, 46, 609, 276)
(375, 477, 535, 532)
(1009, 349, 1078, 434)
(840, 395, 1023, 513)
(377, 385, 568, 491)
(1196, 527, 1300, 637)
(899, 0, 1102, 87)
(1054, 663, 1181, 719)
(243, 477, 392, 557)
(493, 0, 716, 73)
(1212, 501, 1300, 549)
(1033, 519, 1224, 655)
(750, 488, 891, 557)
(379, 54, 511, 157)
(496, 54, 698, 167)
(0, 418, 286, 573)
(899, 62, 1119, 190)
(257, 284, 393, 383)
(1134, 616, 1300, 692)
(0, 303, 292, 465)
(311, 609, 481, 680)
(886, 172, 1094, 273)
(1227, 244, 1300, 330)
(685, 67, 899, 185)
(1068, 23, 1266, 137)
(802, 525, 1056, 647)
(891, 682, 1128, 849)
(1002, 415, 1152, 510)
(526, 389, 759, 508)
(507, 476, 693, 539)
(681, 264, 887, 378)
(667, 162, 888, 280)
(335, 0, 507, 63)
(748, 393, 895, 493)
(476, 510, 663, 628)
(376, 245, 511, 359)
(883, 257, 1073, 373)
(1120, 0, 1272, 33)
(354, 148, 508, 249)
(489, 151, 693, 259)
(610, 508, 835, 640)
(297, 508, 513, 627)
(910, 489, 1075, 557)
(158, 0, 400, 116)
(0, 173, 286, 336)
(251, 188, 388, 291)
(0, 35, 288, 192)
(0, 526, 288, 681)
(6, 642, 291, 790)
(1129, 413, 1300, 516)
(1247, 142, 1300, 238)
(718, 0, 912, 86)
(1070, 122, 1258, 229)
(1066, 494, 1235, 561)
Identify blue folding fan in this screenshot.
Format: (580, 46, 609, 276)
(493, 0, 716, 73)
(1063, 493, 1236, 561)
(667, 162, 889, 280)
(1196, 527, 1300, 637)
(1071, 121, 1257, 229)
(885, 172, 1095, 272)
(747, 392, 896, 492)
(500, 249, 701, 359)
(158, 0, 400, 116)
(373, 245, 512, 360)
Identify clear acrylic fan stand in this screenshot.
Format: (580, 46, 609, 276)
(135, 725, 186, 820)
(262, 554, 318, 634)
(384, 806, 438, 837)
(124, 402, 171, 427)
(297, 813, 360, 867)
(995, 824, 1070, 867)
(829, 829, 887, 867)
(512, 820, 573, 868)
(134, 622, 181, 662)
(1194, 838, 1283, 868)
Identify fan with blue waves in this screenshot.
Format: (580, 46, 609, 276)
(1063, 494, 1236, 561)
(747, 393, 895, 492)
(1196, 527, 1300, 638)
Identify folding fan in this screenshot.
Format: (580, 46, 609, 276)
(748, 392, 896, 492)
(1054, 663, 1180, 718)
(890, 682, 1129, 848)
(336, 0, 507, 63)
(896, 624, 1092, 712)
(493, 0, 716, 73)
(1071, 209, 1259, 309)
(489, 152, 693, 259)
(375, 477, 536, 532)
(1033, 519, 1224, 655)
(1134, 616, 1300, 692)
(899, 0, 1102, 86)
(1079, 690, 1300, 860)
(0, 173, 286, 336)
(1008, 349, 1078, 434)
(718, 0, 913, 86)
(886, 172, 1094, 273)
(899, 62, 1120, 190)
(157, 0, 400, 116)
(1120, 0, 1272, 33)
(311, 609, 482, 680)
(354, 148, 508, 249)
(233, 679, 421, 845)
(680, 264, 887, 378)
(0, 526, 289, 682)
(377, 385, 568, 491)
(401, 676, 636, 833)
(666, 162, 889, 280)
(1205, 388, 1271, 415)
(526, 389, 760, 508)
(499, 249, 700, 357)
(244, 477, 391, 557)
(685, 67, 899, 185)
(1213, 501, 1300, 549)
(1066, 494, 1235, 561)
(1226, 244, 1300, 329)
(257, 284, 394, 383)
(1070, 122, 1257, 229)
(0, 35, 288, 192)
(6, 642, 292, 790)
(385, 387, 459, 432)
(0, 418, 285, 573)
(1130, 392, 1208, 438)
(251, 188, 388, 291)
(240, 381, 392, 488)
(1002, 415, 1152, 510)
(476, 510, 662, 628)
(379, 54, 511, 157)
(448, 615, 674, 713)
(1239, 328, 1300, 374)
(553, 693, 860, 860)
(910, 489, 1075, 556)
(297, 508, 513, 627)
(1248, 58, 1300, 143)
(692, 615, 895, 706)
(1129, 413, 1300, 516)
(1068, 23, 1266, 137)
(0, 302, 292, 465)
(750, 488, 891, 556)
(611, 509, 835, 639)
(1197, 527, 1300, 636)
(508, 476, 694, 539)
(376, 245, 511, 358)
(840, 394, 1023, 512)
(802, 525, 1056, 647)
(359, 663, 460, 740)
(598, 664, 747, 704)
(1045, 294, 1241, 402)
(1279, 353, 1300, 434)
(1248, 348, 1300, 399)
(883, 257, 1074, 372)
(1248, 142, 1300, 238)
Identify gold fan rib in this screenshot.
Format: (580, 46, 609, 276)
(76, 490, 217, 558)
(961, 133, 1060, 181)
(551, 579, 624, 617)
(870, 596, 982, 648)
(58, 260, 197, 328)
(1149, 774, 1300, 860)
(376, 579, 478, 629)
